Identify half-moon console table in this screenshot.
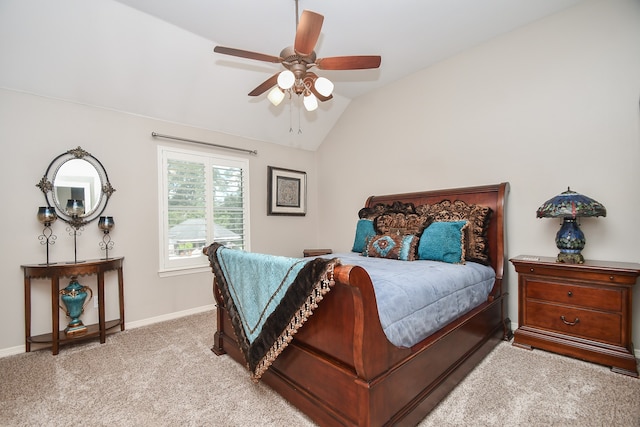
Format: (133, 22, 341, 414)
(22, 257, 125, 355)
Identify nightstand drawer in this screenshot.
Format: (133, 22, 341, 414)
(520, 263, 638, 285)
(526, 280, 622, 312)
(525, 301, 622, 345)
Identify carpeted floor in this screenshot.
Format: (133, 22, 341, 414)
(1, 310, 639, 426)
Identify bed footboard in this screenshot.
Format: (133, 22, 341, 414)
(212, 264, 507, 426)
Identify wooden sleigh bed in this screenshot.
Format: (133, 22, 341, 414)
(206, 182, 510, 426)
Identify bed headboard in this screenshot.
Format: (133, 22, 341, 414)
(364, 182, 509, 281)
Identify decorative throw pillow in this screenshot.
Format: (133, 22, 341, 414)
(418, 221, 468, 264)
(364, 234, 418, 261)
(416, 201, 492, 265)
(358, 201, 416, 219)
(351, 219, 376, 253)
(374, 212, 432, 236)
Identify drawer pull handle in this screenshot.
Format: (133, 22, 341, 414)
(561, 316, 579, 326)
(567, 291, 572, 297)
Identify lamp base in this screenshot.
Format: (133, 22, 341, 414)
(557, 252, 584, 264)
(555, 218, 586, 264)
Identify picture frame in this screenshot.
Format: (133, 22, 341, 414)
(267, 166, 306, 216)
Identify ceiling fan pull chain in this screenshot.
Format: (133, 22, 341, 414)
(289, 97, 294, 133)
(298, 99, 302, 134)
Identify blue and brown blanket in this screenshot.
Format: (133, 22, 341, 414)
(206, 242, 339, 380)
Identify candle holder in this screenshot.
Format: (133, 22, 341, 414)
(37, 206, 58, 265)
(66, 199, 85, 264)
(98, 216, 115, 259)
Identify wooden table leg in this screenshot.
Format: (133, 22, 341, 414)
(98, 272, 106, 343)
(118, 266, 125, 331)
(24, 276, 31, 352)
(51, 276, 59, 355)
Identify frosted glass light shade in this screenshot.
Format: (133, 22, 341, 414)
(303, 93, 318, 111)
(277, 70, 295, 90)
(267, 87, 285, 106)
(314, 77, 334, 97)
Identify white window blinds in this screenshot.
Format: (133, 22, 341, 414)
(158, 146, 249, 273)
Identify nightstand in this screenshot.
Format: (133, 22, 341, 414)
(510, 255, 640, 377)
(303, 249, 332, 257)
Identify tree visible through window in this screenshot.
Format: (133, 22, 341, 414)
(158, 146, 249, 272)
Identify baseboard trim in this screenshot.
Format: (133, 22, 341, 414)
(126, 304, 215, 330)
(0, 304, 216, 358)
(0, 345, 24, 358)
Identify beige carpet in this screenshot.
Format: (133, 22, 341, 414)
(1, 310, 639, 426)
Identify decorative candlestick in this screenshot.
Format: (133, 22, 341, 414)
(37, 206, 57, 265)
(65, 199, 85, 264)
(98, 216, 115, 259)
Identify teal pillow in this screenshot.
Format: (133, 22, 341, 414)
(418, 221, 468, 264)
(352, 219, 376, 253)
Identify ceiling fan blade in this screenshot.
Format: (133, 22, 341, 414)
(248, 73, 280, 96)
(294, 10, 324, 56)
(305, 72, 332, 102)
(214, 46, 282, 63)
(316, 55, 382, 70)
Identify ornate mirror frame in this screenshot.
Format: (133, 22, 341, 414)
(36, 146, 116, 228)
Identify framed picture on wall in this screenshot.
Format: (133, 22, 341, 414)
(267, 166, 306, 216)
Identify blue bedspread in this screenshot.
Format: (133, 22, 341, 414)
(207, 243, 339, 380)
(322, 252, 495, 347)
(215, 247, 307, 343)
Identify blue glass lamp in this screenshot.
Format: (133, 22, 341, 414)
(536, 188, 606, 264)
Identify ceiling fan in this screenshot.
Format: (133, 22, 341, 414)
(213, 0, 381, 111)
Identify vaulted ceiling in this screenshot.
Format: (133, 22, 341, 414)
(1, 0, 584, 150)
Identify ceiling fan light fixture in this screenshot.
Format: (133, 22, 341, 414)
(303, 93, 318, 111)
(213, 6, 381, 115)
(314, 77, 334, 97)
(267, 87, 285, 106)
(277, 70, 295, 90)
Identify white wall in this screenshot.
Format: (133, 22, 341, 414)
(317, 0, 640, 342)
(0, 89, 319, 354)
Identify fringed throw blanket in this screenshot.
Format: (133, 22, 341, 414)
(206, 243, 339, 380)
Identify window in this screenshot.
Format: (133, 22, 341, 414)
(158, 146, 250, 273)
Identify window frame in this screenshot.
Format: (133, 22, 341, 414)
(157, 145, 250, 275)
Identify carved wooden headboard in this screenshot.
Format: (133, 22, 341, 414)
(365, 182, 509, 284)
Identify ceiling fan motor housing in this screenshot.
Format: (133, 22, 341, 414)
(281, 47, 315, 68)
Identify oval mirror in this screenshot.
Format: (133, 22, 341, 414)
(37, 147, 115, 228)
(52, 158, 103, 217)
